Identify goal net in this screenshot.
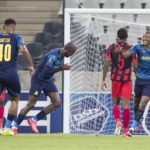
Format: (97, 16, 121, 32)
(63, 8, 150, 135)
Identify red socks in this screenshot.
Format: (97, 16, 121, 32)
(0, 106, 4, 128)
(113, 106, 130, 128)
(113, 106, 120, 121)
(123, 109, 130, 129)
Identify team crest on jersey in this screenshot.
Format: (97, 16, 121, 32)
(33, 91, 39, 96)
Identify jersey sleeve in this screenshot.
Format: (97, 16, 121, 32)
(39, 54, 63, 80)
(45, 54, 57, 67)
(15, 34, 26, 47)
(129, 45, 138, 54)
(132, 54, 138, 63)
(105, 45, 112, 60)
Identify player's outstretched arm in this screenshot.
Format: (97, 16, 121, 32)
(19, 45, 35, 76)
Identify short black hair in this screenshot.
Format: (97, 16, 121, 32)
(4, 18, 16, 25)
(117, 28, 128, 40)
(64, 42, 77, 51)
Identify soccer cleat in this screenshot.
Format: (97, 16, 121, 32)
(0, 128, 2, 135)
(122, 128, 128, 137)
(11, 127, 18, 135)
(127, 128, 134, 137)
(27, 118, 39, 133)
(134, 124, 141, 131)
(1, 128, 14, 136)
(134, 117, 143, 131)
(114, 121, 122, 136)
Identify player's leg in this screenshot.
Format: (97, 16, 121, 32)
(0, 90, 5, 131)
(127, 78, 150, 137)
(1, 74, 20, 136)
(127, 96, 149, 137)
(28, 92, 61, 133)
(134, 94, 141, 114)
(112, 81, 122, 135)
(28, 81, 60, 133)
(13, 95, 37, 127)
(121, 81, 132, 137)
(12, 79, 40, 134)
(133, 94, 142, 131)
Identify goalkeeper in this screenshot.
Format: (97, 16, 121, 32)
(101, 28, 137, 137)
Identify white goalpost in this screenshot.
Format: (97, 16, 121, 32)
(63, 8, 150, 135)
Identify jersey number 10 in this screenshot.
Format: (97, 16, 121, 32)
(0, 44, 11, 62)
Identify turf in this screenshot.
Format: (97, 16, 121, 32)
(0, 134, 150, 150)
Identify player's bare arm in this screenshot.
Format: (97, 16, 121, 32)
(62, 64, 71, 70)
(101, 59, 111, 90)
(19, 45, 35, 76)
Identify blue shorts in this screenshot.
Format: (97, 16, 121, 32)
(134, 78, 150, 97)
(0, 69, 21, 97)
(29, 77, 58, 97)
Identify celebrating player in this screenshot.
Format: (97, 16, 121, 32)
(11, 42, 77, 134)
(122, 32, 150, 137)
(0, 18, 35, 135)
(101, 28, 137, 137)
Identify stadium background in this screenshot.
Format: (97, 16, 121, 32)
(0, 0, 150, 134)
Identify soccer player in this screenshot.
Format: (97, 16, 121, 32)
(101, 28, 137, 137)
(11, 42, 77, 134)
(0, 18, 35, 135)
(0, 90, 6, 132)
(122, 32, 150, 137)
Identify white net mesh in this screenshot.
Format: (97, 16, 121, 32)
(65, 10, 150, 135)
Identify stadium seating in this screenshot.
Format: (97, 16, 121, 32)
(43, 22, 63, 34)
(27, 42, 44, 68)
(65, 0, 150, 9)
(34, 21, 63, 55)
(17, 54, 29, 70)
(34, 32, 53, 46)
(43, 21, 63, 43)
(0, 0, 62, 43)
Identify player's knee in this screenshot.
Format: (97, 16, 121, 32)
(139, 102, 147, 110)
(11, 96, 19, 102)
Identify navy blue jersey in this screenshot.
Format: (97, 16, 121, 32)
(130, 44, 150, 80)
(0, 33, 25, 70)
(106, 42, 134, 81)
(34, 48, 64, 81)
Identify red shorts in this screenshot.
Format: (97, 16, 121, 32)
(112, 81, 132, 99)
(0, 90, 6, 101)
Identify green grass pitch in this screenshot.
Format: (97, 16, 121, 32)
(0, 134, 150, 150)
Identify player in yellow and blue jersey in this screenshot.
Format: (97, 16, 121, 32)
(0, 18, 35, 135)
